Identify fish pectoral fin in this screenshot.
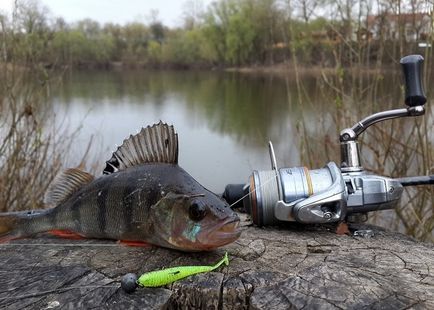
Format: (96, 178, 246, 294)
(118, 240, 152, 248)
(102, 122, 178, 175)
(48, 229, 85, 240)
(44, 168, 95, 207)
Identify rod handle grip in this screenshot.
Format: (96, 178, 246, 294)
(400, 55, 426, 106)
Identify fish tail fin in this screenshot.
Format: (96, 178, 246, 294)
(0, 213, 23, 243)
(0, 210, 51, 243)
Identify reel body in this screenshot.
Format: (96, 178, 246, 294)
(244, 159, 404, 226)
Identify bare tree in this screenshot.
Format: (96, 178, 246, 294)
(13, 0, 50, 34)
(293, 0, 324, 23)
(182, 0, 205, 29)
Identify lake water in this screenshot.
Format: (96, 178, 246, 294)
(50, 69, 433, 238)
(52, 70, 329, 193)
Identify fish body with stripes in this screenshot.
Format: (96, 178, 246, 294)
(0, 122, 241, 251)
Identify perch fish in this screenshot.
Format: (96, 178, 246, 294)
(0, 122, 241, 251)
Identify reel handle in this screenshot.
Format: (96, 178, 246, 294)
(400, 55, 426, 106)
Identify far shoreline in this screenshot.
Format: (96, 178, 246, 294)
(62, 61, 399, 77)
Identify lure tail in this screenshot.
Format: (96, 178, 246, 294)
(224, 252, 229, 265)
(212, 252, 229, 270)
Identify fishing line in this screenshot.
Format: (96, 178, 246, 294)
(229, 174, 278, 209)
(0, 285, 119, 301)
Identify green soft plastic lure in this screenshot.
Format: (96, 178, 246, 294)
(138, 252, 229, 288)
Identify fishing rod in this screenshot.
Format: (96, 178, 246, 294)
(223, 54, 433, 226)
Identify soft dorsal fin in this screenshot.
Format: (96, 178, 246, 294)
(44, 168, 95, 207)
(103, 122, 178, 175)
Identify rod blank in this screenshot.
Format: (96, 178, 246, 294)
(396, 175, 434, 186)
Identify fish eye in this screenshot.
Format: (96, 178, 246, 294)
(189, 203, 207, 221)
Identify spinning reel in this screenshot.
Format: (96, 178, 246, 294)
(224, 55, 433, 226)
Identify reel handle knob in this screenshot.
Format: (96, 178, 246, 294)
(400, 55, 426, 106)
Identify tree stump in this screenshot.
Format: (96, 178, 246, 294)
(0, 214, 433, 309)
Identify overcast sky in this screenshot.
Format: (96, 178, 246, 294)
(0, 0, 213, 27)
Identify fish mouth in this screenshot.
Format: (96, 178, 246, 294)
(217, 219, 240, 234)
(202, 218, 241, 248)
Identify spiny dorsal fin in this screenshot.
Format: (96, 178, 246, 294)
(103, 121, 178, 175)
(44, 168, 95, 207)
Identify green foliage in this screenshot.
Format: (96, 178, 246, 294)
(175, 29, 202, 64)
(121, 22, 149, 63)
(200, 0, 283, 65)
(2, 0, 292, 68)
(224, 8, 255, 65)
(146, 40, 161, 64)
(3, 0, 431, 68)
(52, 29, 114, 65)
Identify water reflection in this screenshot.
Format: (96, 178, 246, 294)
(57, 70, 315, 144)
(53, 70, 326, 191)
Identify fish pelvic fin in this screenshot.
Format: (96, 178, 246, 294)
(48, 230, 85, 240)
(103, 121, 178, 175)
(44, 168, 95, 207)
(118, 240, 152, 248)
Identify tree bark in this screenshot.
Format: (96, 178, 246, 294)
(0, 214, 433, 309)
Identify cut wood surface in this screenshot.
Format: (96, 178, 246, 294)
(0, 214, 433, 309)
